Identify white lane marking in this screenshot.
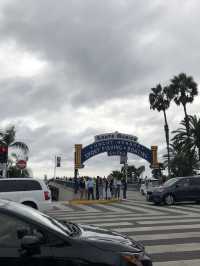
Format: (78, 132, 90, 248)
(94, 204, 129, 213)
(93, 222, 132, 227)
(147, 242, 200, 254)
(73, 205, 101, 212)
(48, 214, 200, 223)
(154, 259, 200, 266)
(138, 218, 200, 225)
(114, 223, 200, 233)
(123, 203, 192, 215)
(130, 231, 200, 241)
(112, 203, 163, 215)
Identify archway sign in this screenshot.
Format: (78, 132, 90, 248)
(74, 132, 158, 171)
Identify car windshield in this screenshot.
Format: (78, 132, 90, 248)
(151, 180, 159, 187)
(6, 201, 81, 237)
(163, 178, 178, 187)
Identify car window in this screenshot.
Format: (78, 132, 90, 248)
(190, 178, 200, 186)
(163, 178, 178, 187)
(178, 179, 190, 187)
(0, 213, 44, 248)
(0, 180, 42, 192)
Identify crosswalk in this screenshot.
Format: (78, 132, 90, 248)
(45, 197, 200, 266)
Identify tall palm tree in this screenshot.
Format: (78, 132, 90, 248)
(172, 115, 200, 160)
(169, 73, 198, 137)
(0, 126, 29, 176)
(149, 84, 171, 177)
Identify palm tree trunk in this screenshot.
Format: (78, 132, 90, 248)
(183, 103, 193, 174)
(183, 103, 190, 137)
(198, 148, 200, 162)
(163, 110, 171, 178)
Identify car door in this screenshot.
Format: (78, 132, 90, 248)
(175, 178, 191, 201)
(48, 232, 107, 266)
(0, 212, 53, 266)
(189, 178, 200, 201)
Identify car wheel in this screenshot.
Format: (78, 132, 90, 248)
(164, 194, 174, 205)
(22, 201, 38, 209)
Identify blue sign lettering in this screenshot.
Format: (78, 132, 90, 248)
(81, 139, 152, 163)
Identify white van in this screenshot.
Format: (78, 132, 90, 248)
(0, 178, 51, 211)
(140, 177, 159, 196)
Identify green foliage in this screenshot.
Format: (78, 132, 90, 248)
(149, 84, 171, 112)
(169, 73, 198, 137)
(111, 170, 123, 180)
(167, 141, 199, 177)
(121, 165, 145, 182)
(172, 115, 200, 160)
(7, 166, 31, 177)
(0, 125, 29, 157)
(169, 73, 198, 106)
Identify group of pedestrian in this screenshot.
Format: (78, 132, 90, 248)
(74, 176, 127, 200)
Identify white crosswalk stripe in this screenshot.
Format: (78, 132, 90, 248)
(45, 198, 200, 265)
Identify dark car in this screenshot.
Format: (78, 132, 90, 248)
(150, 175, 200, 205)
(0, 199, 152, 266)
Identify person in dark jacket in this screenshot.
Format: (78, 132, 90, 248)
(96, 176, 100, 200)
(122, 178, 127, 199)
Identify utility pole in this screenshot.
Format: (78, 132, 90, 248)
(53, 156, 56, 179)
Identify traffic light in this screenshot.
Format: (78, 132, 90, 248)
(0, 146, 8, 164)
(56, 156, 61, 167)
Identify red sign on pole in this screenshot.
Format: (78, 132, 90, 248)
(16, 160, 27, 169)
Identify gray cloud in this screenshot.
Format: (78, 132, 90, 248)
(0, 0, 200, 177)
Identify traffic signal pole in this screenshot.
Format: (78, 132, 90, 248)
(53, 156, 56, 179)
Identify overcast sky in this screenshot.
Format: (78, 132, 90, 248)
(0, 0, 200, 178)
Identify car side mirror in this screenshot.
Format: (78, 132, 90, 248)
(21, 235, 40, 249)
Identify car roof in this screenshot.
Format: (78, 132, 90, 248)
(0, 199, 70, 237)
(176, 175, 200, 179)
(0, 199, 9, 207)
(0, 177, 36, 180)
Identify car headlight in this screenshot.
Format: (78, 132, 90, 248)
(121, 252, 143, 265)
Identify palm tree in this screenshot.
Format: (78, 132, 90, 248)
(169, 73, 198, 137)
(167, 140, 199, 177)
(149, 84, 171, 177)
(121, 165, 145, 183)
(111, 170, 123, 180)
(0, 126, 29, 176)
(172, 115, 200, 160)
(0, 126, 29, 152)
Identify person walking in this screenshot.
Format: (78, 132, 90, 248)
(104, 177, 108, 200)
(87, 177, 94, 200)
(96, 176, 100, 200)
(110, 178, 114, 198)
(79, 177, 85, 200)
(116, 177, 122, 199)
(122, 178, 127, 199)
(113, 177, 118, 198)
(99, 178, 104, 199)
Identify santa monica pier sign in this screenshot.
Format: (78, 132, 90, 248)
(74, 132, 158, 169)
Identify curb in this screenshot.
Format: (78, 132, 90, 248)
(67, 199, 122, 205)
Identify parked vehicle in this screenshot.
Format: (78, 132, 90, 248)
(0, 199, 153, 266)
(0, 178, 51, 211)
(140, 177, 159, 196)
(150, 176, 200, 205)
